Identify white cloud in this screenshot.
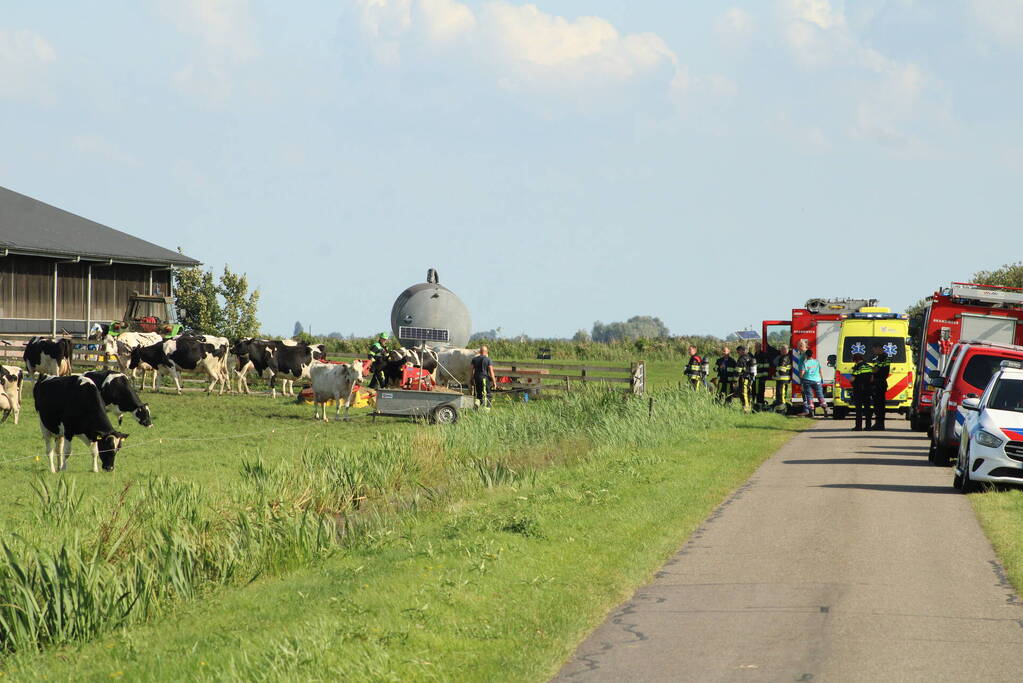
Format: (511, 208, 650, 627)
(715, 8, 756, 44)
(971, 0, 1023, 47)
(0, 28, 57, 103)
(161, 0, 258, 103)
(352, 0, 686, 97)
(779, 0, 934, 148)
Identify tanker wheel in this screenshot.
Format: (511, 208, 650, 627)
(432, 405, 459, 425)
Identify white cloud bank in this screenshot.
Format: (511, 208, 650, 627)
(971, 0, 1023, 47)
(352, 0, 688, 97)
(0, 28, 57, 103)
(780, 0, 933, 148)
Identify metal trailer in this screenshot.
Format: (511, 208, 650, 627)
(372, 389, 476, 424)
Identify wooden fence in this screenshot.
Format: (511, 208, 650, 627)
(491, 360, 645, 395)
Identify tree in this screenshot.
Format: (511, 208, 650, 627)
(973, 262, 1023, 288)
(591, 316, 670, 342)
(294, 321, 304, 337)
(173, 263, 261, 339)
(572, 328, 591, 343)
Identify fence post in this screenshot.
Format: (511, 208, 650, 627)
(648, 397, 654, 418)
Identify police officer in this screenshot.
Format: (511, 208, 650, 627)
(870, 343, 891, 430)
(753, 342, 771, 409)
(368, 332, 390, 389)
(684, 345, 703, 390)
(773, 344, 793, 411)
(851, 352, 873, 431)
(715, 346, 737, 403)
(735, 345, 757, 413)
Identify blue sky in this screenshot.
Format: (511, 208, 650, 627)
(2, 1, 1022, 338)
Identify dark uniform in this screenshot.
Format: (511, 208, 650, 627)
(716, 355, 737, 403)
(368, 339, 388, 389)
(735, 351, 757, 413)
(471, 354, 493, 408)
(754, 348, 772, 407)
(871, 351, 891, 430)
(684, 353, 703, 390)
(773, 353, 793, 409)
(851, 358, 874, 431)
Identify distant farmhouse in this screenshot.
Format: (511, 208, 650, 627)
(0, 186, 199, 337)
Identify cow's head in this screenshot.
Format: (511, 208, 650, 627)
(96, 431, 129, 472)
(312, 344, 326, 361)
(133, 403, 153, 428)
(128, 346, 143, 370)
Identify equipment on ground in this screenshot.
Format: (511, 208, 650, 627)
(390, 268, 471, 349)
(908, 282, 1023, 432)
(106, 292, 182, 339)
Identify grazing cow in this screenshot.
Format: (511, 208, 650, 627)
(34, 375, 128, 473)
(1, 364, 23, 424)
(24, 337, 74, 377)
(433, 348, 480, 387)
(309, 361, 363, 422)
(269, 341, 325, 396)
(129, 337, 229, 395)
(83, 370, 153, 427)
(102, 332, 164, 390)
(232, 338, 279, 394)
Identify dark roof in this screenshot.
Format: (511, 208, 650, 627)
(0, 186, 200, 266)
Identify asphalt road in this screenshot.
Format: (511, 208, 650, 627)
(555, 419, 1023, 682)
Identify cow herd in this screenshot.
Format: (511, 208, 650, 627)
(2, 334, 486, 475)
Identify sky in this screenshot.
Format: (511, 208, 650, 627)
(2, 0, 1022, 339)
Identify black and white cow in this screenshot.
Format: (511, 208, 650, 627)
(24, 337, 74, 377)
(1, 364, 23, 424)
(83, 370, 153, 427)
(34, 375, 128, 473)
(268, 340, 325, 396)
(129, 337, 229, 395)
(101, 332, 164, 390)
(180, 333, 231, 392)
(232, 338, 279, 395)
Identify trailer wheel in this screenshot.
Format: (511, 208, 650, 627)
(432, 405, 459, 425)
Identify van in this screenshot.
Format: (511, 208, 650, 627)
(928, 340, 1023, 465)
(830, 308, 914, 420)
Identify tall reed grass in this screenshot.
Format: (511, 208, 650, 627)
(0, 386, 738, 657)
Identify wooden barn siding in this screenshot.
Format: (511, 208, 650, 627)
(0, 254, 172, 333)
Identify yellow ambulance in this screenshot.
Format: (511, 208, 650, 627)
(830, 307, 915, 419)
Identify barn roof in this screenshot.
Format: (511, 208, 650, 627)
(0, 186, 201, 267)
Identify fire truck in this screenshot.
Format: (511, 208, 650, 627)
(908, 282, 1023, 431)
(762, 297, 878, 409)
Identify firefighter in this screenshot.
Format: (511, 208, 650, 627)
(773, 344, 793, 411)
(735, 345, 756, 413)
(870, 343, 891, 430)
(753, 342, 772, 409)
(715, 346, 737, 403)
(683, 345, 703, 390)
(368, 332, 390, 389)
(851, 352, 873, 431)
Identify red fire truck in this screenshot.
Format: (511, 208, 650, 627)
(762, 298, 878, 408)
(908, 282, 1023, 431)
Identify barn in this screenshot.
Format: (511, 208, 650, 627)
(0, 186, 200, 337)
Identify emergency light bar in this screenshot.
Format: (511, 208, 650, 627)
(1000, 359, 1023, 370)
(734, 330, 761, 340)
(842, 313, 908, 319)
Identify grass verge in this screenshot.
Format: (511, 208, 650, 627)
(970, 490, 1023, 596)
(2, 387, 806, 681)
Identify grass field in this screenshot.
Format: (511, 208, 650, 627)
(0, 362, 806, 680)
(969, 490, 1023, 597)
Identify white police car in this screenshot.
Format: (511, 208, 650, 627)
(953, 360, 1023, 492)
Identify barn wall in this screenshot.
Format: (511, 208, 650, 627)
(0, 254, 174, 336)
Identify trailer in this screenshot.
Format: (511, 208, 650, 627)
(908, 282, 1023, 431)
(372, 388, 475, 424)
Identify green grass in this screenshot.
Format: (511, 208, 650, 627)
(969, 490, 1023, 596)
(0, 379, 806, 680)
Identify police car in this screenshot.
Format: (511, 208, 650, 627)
(953, 360, 1023, 492)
